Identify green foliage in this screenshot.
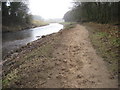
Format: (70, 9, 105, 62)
(96, 32, 108, 37)
(2, 2, 32, 26)
(63, 2, 119, 24)
(3, 69, 18, 87)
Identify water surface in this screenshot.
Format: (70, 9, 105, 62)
(2, 23, 63, 57)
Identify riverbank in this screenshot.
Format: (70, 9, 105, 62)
(2, 23, 118, 88)
(2, 23, 49, 32)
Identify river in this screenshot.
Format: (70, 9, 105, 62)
(2, 23, 63, 58)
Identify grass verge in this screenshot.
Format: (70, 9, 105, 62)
(60, 22, 77, 30)
(83, 22, 119, 78)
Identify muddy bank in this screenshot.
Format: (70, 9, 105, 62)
(2, 24, 118, 88)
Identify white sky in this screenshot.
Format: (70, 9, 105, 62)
(29, 0, 73, 19)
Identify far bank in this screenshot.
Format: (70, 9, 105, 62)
(2, 21, 49, 33)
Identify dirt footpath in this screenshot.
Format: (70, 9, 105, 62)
(3, 25, 118, 88)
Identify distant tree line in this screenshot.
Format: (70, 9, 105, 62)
(64, 2, 120, 24)
(2, 2, 32, 26)
(32, 15, 44, 21)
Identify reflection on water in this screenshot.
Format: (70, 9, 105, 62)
(2, 23, 63, 57)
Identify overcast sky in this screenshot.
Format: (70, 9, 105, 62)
(29, 0, 73, 19)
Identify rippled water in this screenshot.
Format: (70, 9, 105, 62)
(2, 23, 63, 57)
